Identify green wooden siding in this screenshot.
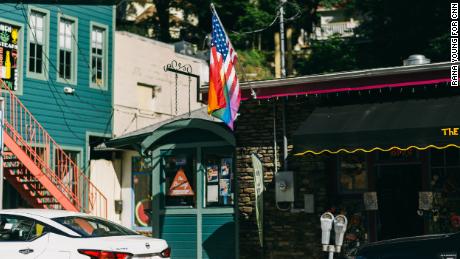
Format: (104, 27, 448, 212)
(161, 214, 198, 259)
(0, 3, 113, 161)
(202, 214, 236, 259)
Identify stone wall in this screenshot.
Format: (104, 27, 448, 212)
(235, 98, 332, 258)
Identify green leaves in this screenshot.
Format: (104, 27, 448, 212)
(296, 36, 358, 75)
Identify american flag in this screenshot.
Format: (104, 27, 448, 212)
(208, 10, 241, 130)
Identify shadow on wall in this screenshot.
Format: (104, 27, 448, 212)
(203, 222, 236, 259)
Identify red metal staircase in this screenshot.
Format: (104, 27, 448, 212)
(1, 79, 107, 218)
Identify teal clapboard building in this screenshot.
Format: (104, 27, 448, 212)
(0, 2, 113, 206)
(106, 108, 238, 259)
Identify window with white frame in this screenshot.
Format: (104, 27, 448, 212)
(58, 18, 75, 81)
(91, 26, 105, 88)
(28, 10, 46, 76)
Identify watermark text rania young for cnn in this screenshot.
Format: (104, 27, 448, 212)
(452, 2, 459, 86)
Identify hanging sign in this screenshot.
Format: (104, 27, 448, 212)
(168, 168, 194, 196)
(419, 191, 434, 211)
(363, 192, 378, 211)
(251, 153, 264, 247)
(0, 22, 19, 90)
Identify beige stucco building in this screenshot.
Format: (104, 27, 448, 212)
(113, 31, 207, 138)
(90, 31, 208, 228)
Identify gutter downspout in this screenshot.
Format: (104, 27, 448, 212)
(273, 102, 278, 174)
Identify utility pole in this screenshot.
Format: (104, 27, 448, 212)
(279, 0, 288, 171)
(279, 0, 287, 78)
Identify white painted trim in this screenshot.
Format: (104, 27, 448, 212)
(25, 5, 50, 81)
(89, 21, 109, 90)
(56, 13, 78, 85)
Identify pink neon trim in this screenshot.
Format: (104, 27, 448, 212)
(241, 78, 451, 101)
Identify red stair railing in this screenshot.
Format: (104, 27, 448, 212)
(0, 79, 107, 218)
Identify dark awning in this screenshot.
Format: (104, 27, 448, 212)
(294, 95, 460, 155)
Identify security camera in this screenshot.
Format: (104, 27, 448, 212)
(63, 86, 75, 94)
(320, 212, 334, 251)
(333, 214, 348, 252)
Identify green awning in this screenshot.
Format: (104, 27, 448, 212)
(294, 95, 460, 155)
(104, 107, 235, 153)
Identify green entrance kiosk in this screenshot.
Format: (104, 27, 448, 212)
(106, 108, 237, 259)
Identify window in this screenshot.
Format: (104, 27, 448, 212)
(53, 216, 138, 237)
(0, 215, 53, 242)
(338, 153, 368, 193)
(161, 151, 196, 207)
(430, 147, 460, 196)
(90, 25, 106, 88)
(58, 17, 76, 83)
(28, 10, 47, 77)
(132, 156, 153, 228)
(0, 215, 35, 241)
(204, 155, 234, 207)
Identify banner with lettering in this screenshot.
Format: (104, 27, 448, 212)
(251, 153, 265, 247)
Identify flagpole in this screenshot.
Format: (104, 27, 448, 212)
(210, 3, 216, 15)
(209, 3, 231, 40)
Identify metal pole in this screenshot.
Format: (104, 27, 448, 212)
(279, 0, 288, 171)
(273, 102, 278, 173)
(175, 73, 178, 115)
(279, 0, 287, 78)
(282, 99, 288, 171)
(188, 76, 191, 116)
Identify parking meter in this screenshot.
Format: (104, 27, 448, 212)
(333, 215, 348, 253)
(320, 212, 335, 251)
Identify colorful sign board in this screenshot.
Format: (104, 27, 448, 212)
(0, 22, 19, 90)
(168, 168, 194, 196)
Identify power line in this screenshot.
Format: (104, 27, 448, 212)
(54, 3, 113, 95)
(19, 4, 113, 139)
(19, 3, 112, 115)
(230, 13, 280, 35)
(0, 4, 21, 16)
(116, 0, 133, 7)
(19, 5, 91, 118)
(228, 1, 302, 35)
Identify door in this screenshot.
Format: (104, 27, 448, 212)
(0, 214, 49, 258)
(159, 149, 198, 259)
(377, 165, 424, 240)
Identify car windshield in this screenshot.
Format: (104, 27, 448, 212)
(53, 216, 139, 237)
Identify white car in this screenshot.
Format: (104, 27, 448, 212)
(0, 209, 170, 259)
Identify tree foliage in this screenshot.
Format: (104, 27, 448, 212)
(296, 36, 358, 74)
(350, 0, 449, 67)
(118, 0, 450, 77)
(237, 50, 274, 81)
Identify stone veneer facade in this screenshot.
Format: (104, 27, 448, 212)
(235, 98, 332, 258)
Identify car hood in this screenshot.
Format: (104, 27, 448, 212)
(358, 233, 458, 254)
(365, 233, 452, 247)
(79, 235, 168, 255)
